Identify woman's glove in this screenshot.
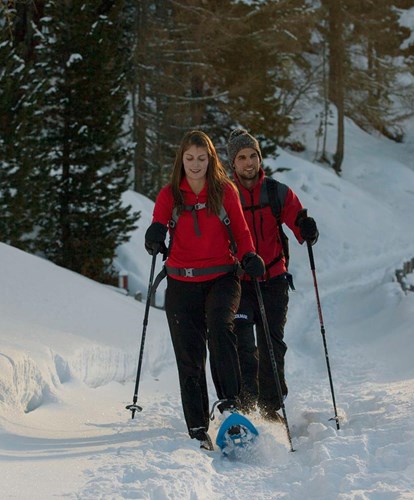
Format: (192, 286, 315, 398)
(145, 222, 168, 256)
(241, 252, 265, 278)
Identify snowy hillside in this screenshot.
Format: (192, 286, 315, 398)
(1, 118, 414, 499)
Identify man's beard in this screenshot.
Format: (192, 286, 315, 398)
(239, 171, 259, 181)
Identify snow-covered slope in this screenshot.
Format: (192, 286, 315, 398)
(1, 117, 414, 499)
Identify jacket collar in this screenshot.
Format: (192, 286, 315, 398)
(233, 167, 265, 193)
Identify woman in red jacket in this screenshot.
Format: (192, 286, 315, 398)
(145, 130, 264, 450)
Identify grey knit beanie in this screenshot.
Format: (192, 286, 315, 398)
(227, 129, 262, 167)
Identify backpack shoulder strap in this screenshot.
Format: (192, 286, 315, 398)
(219, 205, 238, 255)
(263, 177, 288, 223)
(263, 177, 290, 270)
(170, 207, 179, 228)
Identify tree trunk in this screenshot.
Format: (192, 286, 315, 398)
(325, 0, 344, 174)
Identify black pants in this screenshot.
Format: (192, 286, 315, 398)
(165, 273, 241, 438)
(235, 275, 289, 413)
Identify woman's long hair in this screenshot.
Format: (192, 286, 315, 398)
(170, 130, 234, 215)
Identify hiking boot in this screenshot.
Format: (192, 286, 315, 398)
(217, 398, 239, 415)
(199, 433, 214, 451)
(259, 406, 286, 424)
(239, 391, 257, 414)
(239, 400, 257, 415)
(191, 427, 214, 451)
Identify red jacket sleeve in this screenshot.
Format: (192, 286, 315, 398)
(281, 187, 305, 244)
(152, 185, 173, 227)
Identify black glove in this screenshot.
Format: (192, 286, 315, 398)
(296, 209, 319, 245)
(145, 222, 168, 256)
(241, 252, 265, 278)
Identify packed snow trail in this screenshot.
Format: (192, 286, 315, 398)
(2, 259, 413, 499)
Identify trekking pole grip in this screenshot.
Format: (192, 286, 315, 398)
(307, 240, 316, 270)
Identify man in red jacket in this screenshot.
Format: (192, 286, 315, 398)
(227, 129, 319, 421)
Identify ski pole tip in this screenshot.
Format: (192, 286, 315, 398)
(126, 403, 143, 414)
(329, 416, 340, 430)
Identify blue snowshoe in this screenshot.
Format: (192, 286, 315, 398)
(216, 412, 259, 455)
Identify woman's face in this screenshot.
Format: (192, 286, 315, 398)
(182, 145, 209, 182)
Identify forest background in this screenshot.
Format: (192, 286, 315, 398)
(1, 0, 414, 286)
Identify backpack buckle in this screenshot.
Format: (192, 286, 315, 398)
(194, 203, 207, 210)
(184, 268, 195, 277)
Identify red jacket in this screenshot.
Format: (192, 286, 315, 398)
(152, 177, 255, 282)
(233, 169, 304, 280)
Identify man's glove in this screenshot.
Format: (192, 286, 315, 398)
(295, 209, 319, 245)
(145, 222, 168, 256)
(241, 252, 265, 278)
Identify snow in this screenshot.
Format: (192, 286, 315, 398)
(1, 117, 414, 499)
(66, 53, 83, 67)
(399, 7, 414, 49)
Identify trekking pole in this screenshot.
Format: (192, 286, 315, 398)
(126, 247, 159, 419)
(306, 241, 340, 430)
(253, 279, 295, 452)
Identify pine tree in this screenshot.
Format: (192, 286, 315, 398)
(126, 0, 234, 199)
(27, 1, 139, 283)
(203, 0, 315, 160)
(126, 0, 315, 193)
(0, 1, 49, 250)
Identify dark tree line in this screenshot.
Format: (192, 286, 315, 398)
(129, 0, 413, 181)
(1, 1, 138, 283)
(1, 0, 413, 282)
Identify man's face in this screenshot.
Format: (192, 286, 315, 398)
(233, 147, 260, 182)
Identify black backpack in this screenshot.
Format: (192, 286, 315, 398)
(237, 177, 290, 270)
